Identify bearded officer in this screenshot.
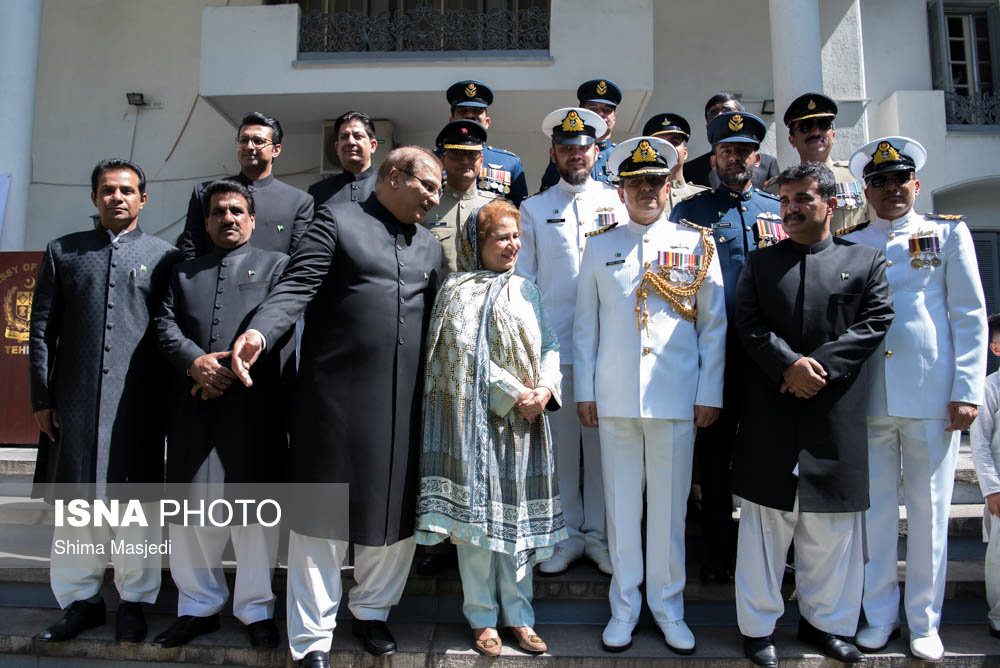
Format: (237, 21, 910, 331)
(669, 111, 781, 584)
(845, 137, 987, 662)
(574, 136, 726, 653)
(765, 93, 872, 235)
(421, 119, 497, 279)
(642, 113, 708, 214)
(732, 162, 893, 666)
(444, 80, 528, 206)
(539, 78, 622, 189)
(516, 107, 625, 578)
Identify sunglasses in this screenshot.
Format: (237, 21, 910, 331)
(624, 174, 668, 189)
(794, 117, 834, 134)
(866, 171, 913, 189)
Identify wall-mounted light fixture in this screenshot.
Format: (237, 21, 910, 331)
(760, 99, 775, 115)
(126, 92, 146, 107)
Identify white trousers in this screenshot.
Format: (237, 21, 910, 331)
(49, 502, 162, 609)
(168, 523, 279, 624)
(549, 364, 606, 558)
(735, 496, 864, 637)
(285, 531, 415, 660)
(863, 416, 957, 636)
(599, 417, 693, 624)
(986, 514, 1000, 629)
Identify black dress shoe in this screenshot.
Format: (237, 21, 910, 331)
(246, 618, 280, 648)
(35, 598, 106, 641)
(151, 614, 221, 648)
(798, 618, 865, 663)
(415, 550, 457, 576)
(116, 601, 147, 642)
(743, 634, 778, 667)
(699, 559, 733, 585)
(991, 625, 1000, 639)
(298, 650, 331, 667)
(352, 619, 396, 656)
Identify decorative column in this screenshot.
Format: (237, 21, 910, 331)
(0, 0, 43, 251)
(768, 0, 823, 168)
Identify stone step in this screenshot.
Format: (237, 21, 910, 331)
(0, 605, 997, 667)
(0, 449, 35, 477)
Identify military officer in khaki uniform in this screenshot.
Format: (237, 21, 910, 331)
(642, 113, 708, 214)
(422, 120, 497, 279)
(766, 93, 872, 234)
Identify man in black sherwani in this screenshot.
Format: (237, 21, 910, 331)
(231, 146, 443, 668)
(29, 159, 182, 643)
(178, 111, 313, 260)
(730, 162, 893, 667)
(307, 110, 378, 208)
(153, 180, 289, 649)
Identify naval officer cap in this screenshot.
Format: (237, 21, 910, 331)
(446, 80, 494, 108)
(707, 111, 767, 146)
(436, 120, 487, 151)
(609, 136, 678, 178)
(848, 136, 927, 181)
(577, 78, 623, 108)
(783, 92, 838, 127)
(642, 113, 691, 141)
(542, 107, 607, 146)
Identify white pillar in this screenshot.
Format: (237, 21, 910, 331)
(0, 0, 43, 251)
(768, 0, 823, 168)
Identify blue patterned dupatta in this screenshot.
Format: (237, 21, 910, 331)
(415, 207, 566, 578)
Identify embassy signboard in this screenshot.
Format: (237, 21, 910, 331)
(0, 251, 43, 445)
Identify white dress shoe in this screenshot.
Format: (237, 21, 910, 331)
(910, 633, 944, 662)
(586, 549, 613, 576)
(601, 617, 636, 652)
(537, 546, 578, 576)
(657, 619, 695, 655)
(854, 622, 900, 651)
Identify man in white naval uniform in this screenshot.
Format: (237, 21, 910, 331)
(846, 136, 987, 662)
(574, 136, 726, 654)
(516, 107, 625, 577)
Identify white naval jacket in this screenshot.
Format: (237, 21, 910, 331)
(845, 210, 987, 419)
(573, 217, 727, 419)
(516, 178, 627, 364)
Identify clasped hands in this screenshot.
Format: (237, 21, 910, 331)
(188, 351, 237, 400)
(781, 356, 828, 399)
(516, 383, 551, 424)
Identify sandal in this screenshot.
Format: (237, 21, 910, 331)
(506, 626, 547, 654)
(472, 627, 502, 656)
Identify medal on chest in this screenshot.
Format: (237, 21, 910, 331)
(755, 213, 787, 248)
(596, 207, 617, 229)
(478, 164, 511, 194)
(635, 229, 714, 330)
(908, 231, 942, 268)
(835, 181, 865, 209)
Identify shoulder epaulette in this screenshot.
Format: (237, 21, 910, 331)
(683, 189, 711, 202)
(522, 189, 542, 200)
(832, 160, 850, 167)
(925, 212, 966, 221)
(480, 190, 500, 200)
(486, 145, 518, 158)
(834, 221, 870, 237)
(675, 218, 703, 230)
(762, 175, 777, 189)
(585, 223, 618, 238)
(757, 189, 780, 201)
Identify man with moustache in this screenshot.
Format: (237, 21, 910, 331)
(30, 159, 182, 643)
(574, 136, 726, 653)
(670, 111, 781, 584)
(732, 162, 892, 666)
(421, 120, 497, 279)
(516, 107, 626, 578)
(683, 93, 779, 190)
(444, 80, 528, 206)
(308, 111, 378, 208)
(641, 112, 708, 214)
(179, 112, 313, 259)
(230, 146, 443, 667)
(845, 137, 987, 662)
(539, 78, 622, 189)
(765, 93, 872, 234)
(154, 180, 289, 649)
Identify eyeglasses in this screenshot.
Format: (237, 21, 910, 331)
(866, 171, 913, 189)
(235, 136, 274, 148)
(398, 169, 443, 197)
(794, 117, 834, 134)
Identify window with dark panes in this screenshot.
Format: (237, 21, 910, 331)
(929, 1, 1000, 125)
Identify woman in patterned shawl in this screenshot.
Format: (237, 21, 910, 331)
(415, 199, 566, 656)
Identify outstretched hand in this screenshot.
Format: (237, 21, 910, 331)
(231, 330, 265, 387)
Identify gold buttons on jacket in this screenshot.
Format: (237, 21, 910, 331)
(885, 350, 893, 358)
(642, 347, 651, 356)
(888, 232, 896, 240)
(886, 260, 893, 267)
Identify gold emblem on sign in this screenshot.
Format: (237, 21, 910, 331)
(562, 111, 584, 132)
(807, 99, 817, 110)
(632, 140, 657, 163)
(728, 114, 744, 131)
(465, 83, 477, 98)
(3, 284, 32, 343)
(873, 141, 901, 166)
(596, 80, 608, 95)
